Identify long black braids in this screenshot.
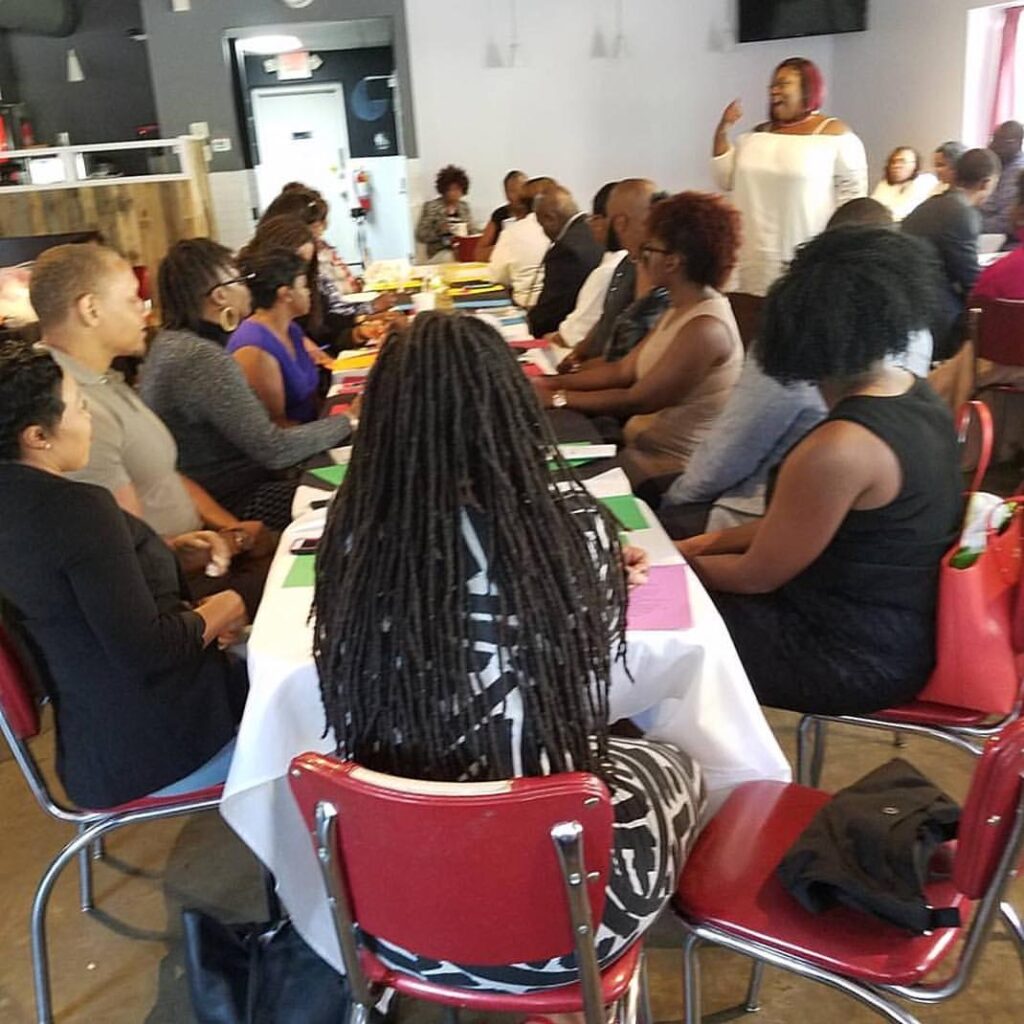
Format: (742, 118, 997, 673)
(158, 238, 235, 332)
(312, 312, 627, 782)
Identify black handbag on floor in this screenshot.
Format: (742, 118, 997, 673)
(182, 910, 351, 1024)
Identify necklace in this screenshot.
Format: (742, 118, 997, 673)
(771, 110, 822, 132)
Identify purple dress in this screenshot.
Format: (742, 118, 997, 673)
(227, 319, 320, 424)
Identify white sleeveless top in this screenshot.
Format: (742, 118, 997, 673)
(620, 291, 743, 485)
(713, 120, 868, 296)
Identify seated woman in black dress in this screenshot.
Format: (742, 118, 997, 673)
(680, 227, 962, 715)
(0, 343, 249, 808)
(313, 312, 703, 993)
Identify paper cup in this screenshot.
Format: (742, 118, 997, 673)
(412, 291, 437, 314)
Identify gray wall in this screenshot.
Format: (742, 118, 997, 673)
(6, 0, 157, 145)
(139, 0, 415, 174)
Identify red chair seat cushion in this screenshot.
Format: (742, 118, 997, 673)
(870, 701, 992, 728)
(359, 941, 641, 1013)
(675, 781, 970, 987)
(85, 783, 223, 815)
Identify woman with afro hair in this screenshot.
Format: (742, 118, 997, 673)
(535, 191, 744, 485)
(415, 164, 477, 261)
(680, 227, 962, 716)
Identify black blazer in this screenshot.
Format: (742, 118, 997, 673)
(902, 191, 981, 355)
(528, 215, 604, 337)
(0, 465, 244, 808)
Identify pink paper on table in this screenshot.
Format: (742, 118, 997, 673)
(626, 563, 692, 632)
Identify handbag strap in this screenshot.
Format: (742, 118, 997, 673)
(958, 400, 994, 495)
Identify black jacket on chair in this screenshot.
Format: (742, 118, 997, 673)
(0, 464, 245, 808)
(902, 190, 982, 359)
(527, 215, 604, 337)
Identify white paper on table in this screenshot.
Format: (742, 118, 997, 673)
(328, 446, 353, 465)
(557, 443, 617, 462)
(580, 467, 633, 499)
(521, 348, 557, 375)
(290, 507, 327, 538)
(624, 525, 685, 567)
(291, 485, 333, 520)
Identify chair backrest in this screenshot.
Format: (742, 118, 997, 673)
(0, 622, 40, 741)
(288, 752, 613, 966)
(972, 298, 1024, 368)
(954, 719, 1024, 898)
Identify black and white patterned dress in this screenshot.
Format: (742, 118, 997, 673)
(364, 507, 705, 993)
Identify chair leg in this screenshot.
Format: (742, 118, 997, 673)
(999, 901, 1024, 977)
(682, 930, 702, 1024)
(795, 716, 816, 786)
(76, 823, 94, 912)
(91, 837, 105, 861)
(892, 731, 907, 749)
(637, 951, 653, 1024)
(743, 960, 765, 1011)
(807, 720, 828, 788)
(32, 822, 115, 1024)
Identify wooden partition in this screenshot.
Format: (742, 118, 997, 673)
(0, 137, 215, 283)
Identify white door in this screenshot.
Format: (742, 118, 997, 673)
(251, 83, 357, 260)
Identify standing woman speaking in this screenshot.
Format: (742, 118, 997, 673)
(712, 57, 867, 296)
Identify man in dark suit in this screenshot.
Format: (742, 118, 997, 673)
(528, 186, 603, 337)
(903, 148, 999, 359)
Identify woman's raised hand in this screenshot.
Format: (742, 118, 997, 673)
(719, 99, 743, 129)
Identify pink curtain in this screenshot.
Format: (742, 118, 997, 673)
(991, 6, 1024, 134)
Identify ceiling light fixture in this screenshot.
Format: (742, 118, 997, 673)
(237, 34, 303, 56)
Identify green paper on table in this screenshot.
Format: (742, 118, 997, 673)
(283, 554, 316, 588)
(310, 464, 348, 487)
(600, 494, 648, 531)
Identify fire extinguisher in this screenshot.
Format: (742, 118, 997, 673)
(353, 168, 372, 214)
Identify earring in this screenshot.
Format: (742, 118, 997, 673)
(218, 305, 241, 333)
(43, 442, 53, 450)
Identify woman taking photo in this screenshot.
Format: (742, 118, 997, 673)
(0, 343, 248, 808)
(142, 239, 353, 530)
(534, 191, 744, 486)
(681, 228, 962, 716)
(712, 56, 867, 295)
(313, 312, 703, 992)
(228, 248, 323, 427)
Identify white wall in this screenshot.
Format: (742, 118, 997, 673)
(831, 0, 1011, 180)
(405, 0, 835, 220)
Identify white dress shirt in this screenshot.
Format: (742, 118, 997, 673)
(557, 250, 629, 347)
(487, 212, 550, 308)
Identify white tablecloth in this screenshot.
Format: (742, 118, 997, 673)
(221, 502, 790, 971)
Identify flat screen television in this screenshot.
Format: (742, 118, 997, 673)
(738, 0, 868, 42)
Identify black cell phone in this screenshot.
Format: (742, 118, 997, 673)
(289, 536, 320, 555)
(310, 499, 331, 510)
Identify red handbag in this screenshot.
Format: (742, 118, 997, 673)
(916, 401, 1023, 715)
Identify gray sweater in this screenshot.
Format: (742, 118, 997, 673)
(140, 327, 351, 507)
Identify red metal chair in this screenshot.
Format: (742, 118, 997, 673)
(795, 398, 1024, 787)
(287, 752, 650, 1024)
(0, 623, 224, 1024)
(971, 297, 1024, 395)
(674, 720, 1024, 1023)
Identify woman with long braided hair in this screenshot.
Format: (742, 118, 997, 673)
(313, 311, 703, 993)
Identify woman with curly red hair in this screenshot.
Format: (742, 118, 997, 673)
(415, 164, 477, 261)
(535, 191, 744, 484)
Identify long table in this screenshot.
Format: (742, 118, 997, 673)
(220, 476, 790, 972)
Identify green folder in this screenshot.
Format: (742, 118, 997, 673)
(283, 554, 316, 588)
(599, 494, 647, 531)
(309, 464, 348, 488)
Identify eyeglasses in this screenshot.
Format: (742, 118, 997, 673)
(639, 244, 671, 260)
(206, 271, 255, 295)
